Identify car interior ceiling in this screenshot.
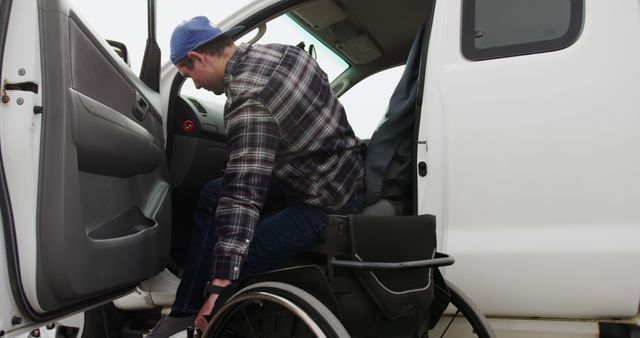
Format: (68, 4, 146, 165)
(291, 0, 428, 87)
(166, 0, 431, 272)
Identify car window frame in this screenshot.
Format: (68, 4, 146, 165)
(461, 0, 584, 61)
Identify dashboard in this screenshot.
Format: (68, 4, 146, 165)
(169, 95, 228, 194)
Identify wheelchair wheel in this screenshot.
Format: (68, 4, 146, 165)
(429, 280, 495, 338)
(203, 282, 350, 338)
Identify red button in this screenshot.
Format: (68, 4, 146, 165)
(182, 120, 195, 133)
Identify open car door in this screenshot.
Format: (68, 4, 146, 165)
(0, 0, 170, 322)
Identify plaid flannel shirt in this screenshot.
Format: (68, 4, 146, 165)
(213, 43, 364, 280)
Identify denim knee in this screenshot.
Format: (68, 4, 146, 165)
(198, 178, 224, 207)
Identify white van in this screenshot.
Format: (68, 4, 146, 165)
(0, 0, 638, 337)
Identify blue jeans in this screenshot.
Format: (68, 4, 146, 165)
(172, 177, 364, 314)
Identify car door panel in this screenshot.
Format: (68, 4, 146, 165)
(13, 2, 173, 314)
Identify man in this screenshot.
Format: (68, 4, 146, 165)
(149, 16, 364, 336)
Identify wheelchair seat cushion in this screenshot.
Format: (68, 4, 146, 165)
(348, 214, 437, 319)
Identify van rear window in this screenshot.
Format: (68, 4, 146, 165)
(461, 0, 584, 60)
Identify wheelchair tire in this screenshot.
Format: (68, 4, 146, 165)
(204, 281, 350, 338)
(429, 280, 496, 338)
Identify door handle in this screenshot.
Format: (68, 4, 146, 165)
(132, 93, 148, 121)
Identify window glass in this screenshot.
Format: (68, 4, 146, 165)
(462, 0, 583, 60)
(475, 0, 570, 49)
(339, 66, 405, 140)
(67, 0, 147, 74)
(181, 14, 349, 106)
(237, 15, 349, 82)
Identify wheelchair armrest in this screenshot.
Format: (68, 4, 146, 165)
(329, 252, 454, 271)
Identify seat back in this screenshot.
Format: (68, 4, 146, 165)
(364, 24, 426, 210)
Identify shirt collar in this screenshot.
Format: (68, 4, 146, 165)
(223, 43, 248, 97)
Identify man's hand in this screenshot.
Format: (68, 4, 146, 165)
(195, 278, 232, 332)
(195, 292, 218, 332)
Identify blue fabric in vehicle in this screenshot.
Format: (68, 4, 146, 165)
(365, 25, 426, 205)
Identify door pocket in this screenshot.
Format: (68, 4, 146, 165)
(87, 207, 156, 240)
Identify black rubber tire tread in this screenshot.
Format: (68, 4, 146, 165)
(443, 280, 496, 338)
(206, 281, 350, 338)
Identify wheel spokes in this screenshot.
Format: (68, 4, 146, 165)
(242, 308, 258, 338)
(439, 309, 461, 338)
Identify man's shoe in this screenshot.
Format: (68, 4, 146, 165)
(145, 315, 197, 338)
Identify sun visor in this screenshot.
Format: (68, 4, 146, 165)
(293, 0, 348, 30)
(336, 34, 382, 64)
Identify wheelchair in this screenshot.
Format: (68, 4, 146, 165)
(199, 200, 496, 338)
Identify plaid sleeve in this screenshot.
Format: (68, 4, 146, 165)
(212, 98, 279, 280)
